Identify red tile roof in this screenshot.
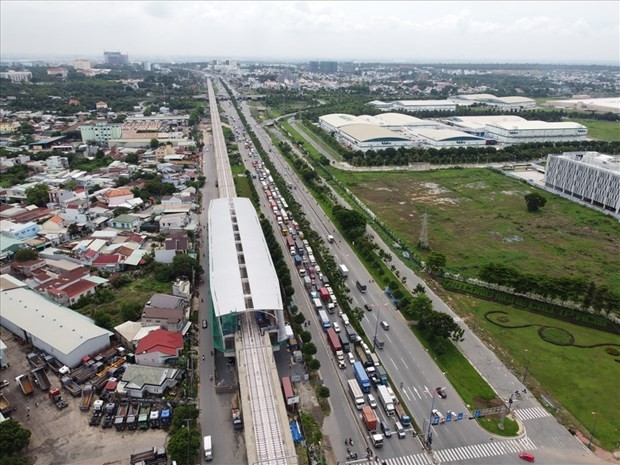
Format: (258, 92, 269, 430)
(103, 188, 132, 198)
(136, 329, 183, 356)
(51, 279, 97, 299)
(92, 254, 122, 265)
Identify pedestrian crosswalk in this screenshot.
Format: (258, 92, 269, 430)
(512, 406, 552, 421)
(432, 437, 537, 463)
(353, 437, 537, 465)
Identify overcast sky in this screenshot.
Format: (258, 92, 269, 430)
(1, 1, 619, 64)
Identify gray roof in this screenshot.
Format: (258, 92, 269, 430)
(146, 293, 187, 310)
(339, 124, 410, 143)
(0, 285, 112, 356)
(121, 364, 179, 389)
(208, 198, 282, 317)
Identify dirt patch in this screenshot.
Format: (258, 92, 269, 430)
(295, 381, 323, 425)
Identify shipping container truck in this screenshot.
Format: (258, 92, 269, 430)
(338, 333, 350, 353)
(16, 374, 34, 396)
(319, 287, 330, 302)
(31, 366, 50, 391)
(377, 385, 395, 416)
(326, 328, 346, 368)
(347, 379, 365, 410)
(79, 384, 94, 411)
(375, 365, 388, 386)
(362, 405, 378, 431)
(353, 362, 371, 393)
(345, 325, 358, 343)
(304, 276, 312, 289)
(318, 310, 331, 330)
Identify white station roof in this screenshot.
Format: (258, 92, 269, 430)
(208, 198, 282, 317)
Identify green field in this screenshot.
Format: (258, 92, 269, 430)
(336, 168, 620, 294)
(446, 292, 620, 450)
(567, 119, 620, 141)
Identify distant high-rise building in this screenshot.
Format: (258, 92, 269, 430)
(73, 59, 91, 71)
(308, 61, 319, 73)
(339, 62, 356, 74)
(143, 62, 152, 71)
(319, 61, 338, 74)
(103, 51, 129, 65)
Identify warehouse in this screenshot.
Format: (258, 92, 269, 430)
(450, 94, 536, 110)
(391, 99, 456, 112)
(318, 113, 367, 133)
(338, 124, 412, 151)
(358, 113, 437, 131)
(485, 120, 587, 143)
(0, 275, 113, 367)
(442, 115, 529, 137)
(544, 97, 620, 114)
(413, 129, 487, 148)
(545, 152, 620, 217)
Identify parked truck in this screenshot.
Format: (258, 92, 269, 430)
(114, 400, 129, 430)
(377, 385, 395, 416)
(16, 374, 34, 396)
(0, 393, 14, 416)
(203, 435, 213, 461)
(130, 447, 167, 465)
(231, 395, 243, 430)
(71, 364, 96, 384)
(160, 407, 172, 428)
(27, 353, 46, 370)
(89, 399, 104, 426)
(102, 402, 116, 429)
(77, 384, 92, 411)
(44, 355, 70, 376)
(362, 405, 378, 431)
(31, 366, 51, 391)
(61, 376, 82, 397)
(125, 400, 140, 430)
(149, 408, 161, 429)
(347, 379, 365, 410)
(48, 387, 68, 409)
(395, 402, 411, 427)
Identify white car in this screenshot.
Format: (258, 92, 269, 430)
(367, 394, 378, 409)
(332, 322, 341, 333)
(348, 353, 355, 365)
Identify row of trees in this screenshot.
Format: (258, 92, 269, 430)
(478, 262, 620, 314)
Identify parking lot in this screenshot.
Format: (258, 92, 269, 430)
(0, 327, 168, 465)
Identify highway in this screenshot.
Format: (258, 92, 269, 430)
(211, 76, 606, 465)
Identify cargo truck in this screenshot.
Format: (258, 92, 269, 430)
(347, 379, 365, 410)
(356, 280, 367, 293)
(125, 400, 140, 430)
(89, 400, 104, 426)
(31, 366, 50, 391)
(345, 325, 358, 343)
(204, 435, 213, 461)
(319, 287, 330, 302)
(130, 447, 167, 465)
(355, 344, 372, 368)
(326, 328, 346, 368)
(27, 353, 46, 370)
(375, 365, 388, 386)
(303, 276, 312, 289)
(318, 310, 331, 330)
(353, 362, 371, 393)
(48, 387, 68, 409)
(149, 408, 161, 428)
(138, 403, 151, 429)
(231, 394, 243, 430)
(371, 433, 384, 448)
(338, 264, 349, 278)
(160, 407, 172, 428)
(61, 376, 82, 397)
(79, 385, 94, 411)
(44, 355, 69, 375)
(338, 333, 350, 353)
(102, 402, 116, 428)
(114, 400, 129, 430)
(377, 385, 395, 416)
(0, 393, 14, 416)
(362, 405, 378, 431)
(395, 402, 411, 427)
(16, 374, 34, 396)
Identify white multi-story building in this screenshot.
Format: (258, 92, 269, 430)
(450, 94, 536, 110)
(73, 59, 92, 71)
(485, 120, 587, 143)
(79, 122, 123, 143)
(0, 71, 32, 83)
(545, 152, 620, 217)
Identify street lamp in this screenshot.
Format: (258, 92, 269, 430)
(425, 391, 436, 449)
(372, 303, 385, 351)
(588, 412, 598, 449)
(522, 349, 531, 385)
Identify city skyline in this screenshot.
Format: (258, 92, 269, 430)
(1, 1, 619, 65)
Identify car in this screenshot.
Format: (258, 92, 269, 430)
(348, 353, 355, 365)
(519, 452, 535, 462)
(380, 321, 389, 330)
(332, 322, 341, 333)
(367, 394, 377, 409)
(202, 320, 208, 329)
(436, 387, 447, 398)
(364, 303, 373, 311)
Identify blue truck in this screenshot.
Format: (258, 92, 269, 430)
(353, 361, 371, 393)
(318, 310, 331, 331)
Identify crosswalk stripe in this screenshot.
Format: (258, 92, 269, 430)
(453, 448, 466, 460)
(481, 443, 495, 456)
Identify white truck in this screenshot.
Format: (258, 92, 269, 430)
(377, 385, 395, 416)
(347, 379, 365, 410)
(204, 435, 213, 461)
(371, 433, 384, 448)
(338, 264, 349, 278)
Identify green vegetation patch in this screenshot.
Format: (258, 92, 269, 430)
(566, 119, 620, 141)
(335, 168, 620, 295)
(447, 292, 620, 450)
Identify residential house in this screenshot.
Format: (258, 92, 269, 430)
(117, 364, 180, 398)
(47, 279, 98, 306)
(102, 188, 134, 207)
(141, 306, 186, 332)
(158, 212, 189, 233)
(135, 329, 183, 367)
(154, 235, 189, 264)
(111, 214, 141, 231)
(91, 253, 123, 272)
(96, 101, 108, 110)
(10, 259, 46, 277)
(145, 293, 189, 317)
(0, 221, 41, 240)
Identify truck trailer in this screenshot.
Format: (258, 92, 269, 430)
(16, 374, 34, 396)
(79, 385, 94, 411)
(377, 385, 395, 416)
(353, 362, 371, 393)
(203, 435, 213, 461)
(31, 366, 51, 391)
(347, 379, 365, 410)
(362, 405, 378, 431)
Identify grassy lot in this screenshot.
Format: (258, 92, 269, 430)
(566, 118, 620, 141)
(335, 168, 620, 294)
(79, 276, 171, 322)
(293, 120, 343, 161)
(446, 292, 620, 450)
(234, 173, 254, 199)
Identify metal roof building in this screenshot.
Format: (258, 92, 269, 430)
(208, 198, 285, 353)
(450, 94, 536, 110)
(338, 124, 412, 151)
(442, 115, 528, 137)
(0, 275, 113, 367)
(486, 120, 588, 143)
(414, 129, 487, 148)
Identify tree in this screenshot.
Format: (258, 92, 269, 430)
(332, 205, 367, 240)
(317, 386, 331, 398)
(166, 427, 201, 465)
(426, 252, 447, 275)
(307, 358, 321, 371)
(121, 302, 142, 321)
(92, 310, 114, 330)
(68, 223, 80, 237)
(422, 311, 465, 342)
(301, 342, 317, 356)
(150, 138, 160, 149)
(25, 183, 50, 207)
(414, 283, 426, 294)
(125, 153, 139, 164)
(0, 419, 32, 457)
(404, 294, 434, 320)
(172, 254, 202, 281)
(524, 192, 547, 212)
(170, 404, 200, 433)
(14, 248, 38, 262)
